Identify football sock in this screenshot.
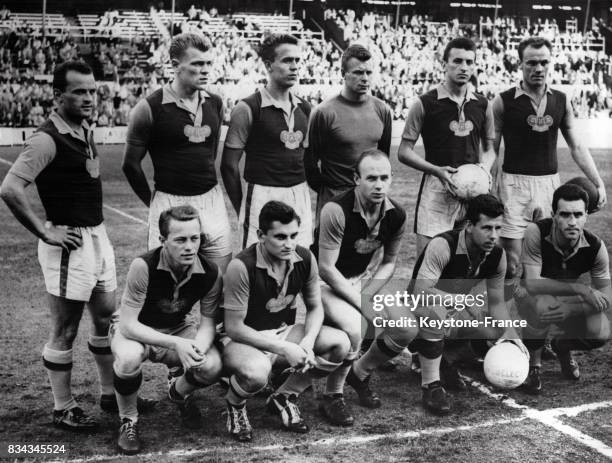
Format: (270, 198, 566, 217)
(113, 365, 142, 422)
(225, 375, 264, 406)
(276, 357, 341, 396)
(529, 347, 543, 368)
(88, 334, 114, 396)
(42, 344, 77, 411)
(353, 334, 405, 381)
(420, 355, 442, 386)
(325, 350, 358, 395)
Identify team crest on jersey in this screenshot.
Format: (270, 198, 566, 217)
(85, 158, 100, 179)
(449, 120, 474, 137)
(354, 238, 382, 254)
(159, 298, 187, 314)
(280, 130, 303, 149)
(527, 115, 553, 132)
(266, 294, 296, 313)
(184, 124, 212, 143)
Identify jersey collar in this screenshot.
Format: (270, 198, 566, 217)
(546, 222, 590, 259)
(436, 83, 479, 102)
(514, 81, 553, 99)
(49, 111, 92, 144)
(161, 84, 210, 107)
(157, 246, 205, 283)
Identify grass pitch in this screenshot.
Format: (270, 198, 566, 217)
(0, 145, 611, 462)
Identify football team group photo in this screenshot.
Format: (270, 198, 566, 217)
(0, 0, 611, 461)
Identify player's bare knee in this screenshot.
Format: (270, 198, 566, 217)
(49, 325, 79, 349)
(113, 345, 145, 374)
(191, 358, 222, 385)
(325, 330, 351, 363)
(586, 315, 610, 343)
(235, 358, 271, 391)
(386, 323, 418, 347)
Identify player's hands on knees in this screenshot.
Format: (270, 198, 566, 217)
(538, 302, 573, 324)
(584, 289, 611, 313)
(298, 339, 316, 370)
(282, 341, 311, 371)
(436, 166, 459, 197)
(173, 338, 205, 371)
(44, 226, 82, 250)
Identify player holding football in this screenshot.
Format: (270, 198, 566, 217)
(0, 61, 154, 430)
(305, 44, 393, 223)
(409, 194, 528, 414)
(314, 149, 417, 426)
(123, 33, 231, 270)
(221, 201, 350, 441)
(397, 37, 496, 257)
(492, 36, 606, 297)
(110, 205, 223, 454)
(519, 184, 610, 394)
(222, 34, 313, 248)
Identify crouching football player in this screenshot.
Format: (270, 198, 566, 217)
(314, 149, 418, 426)
(519, 183, 611, 394)
(409, 194, 528, 414)
(110, 205, 223, 454)
(221, 201, 350, 442)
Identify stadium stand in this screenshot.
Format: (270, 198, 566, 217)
(0, 5, 611, 127)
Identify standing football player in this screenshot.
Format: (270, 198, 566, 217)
(397, 37, 496, 258)
(122, 33, 231, 271)
(305, 44, 393, 223)
(492, 36, 606, 298)
(0, 61, 127, 430)
(519, 184, 610, 394)
(221, 201, 350, 441)
(222, 34, 313, 248)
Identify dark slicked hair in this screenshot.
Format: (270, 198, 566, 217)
(159, 205, 201, 238)
(53, 61, 93, 92)
(341, 44, 371, 74)
(518, 37, 552, 61)
(169, 32, 212, 62)
(442, 37, 476, 62)
(259, 201, 301, 234)
(466, 194, 504, 225)
(552, 184, 589, 213)
(258, 33, 299, 64)
(355, 148, 390, 176)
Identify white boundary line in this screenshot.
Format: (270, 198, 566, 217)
(54, 398, 612, 463)
(464, 375, 612, 459)
(0, 156, 146, 225)
(56, 417, 529, 463)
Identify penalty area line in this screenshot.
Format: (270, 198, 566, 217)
(0, 156, 146, 225)
(55, 416, 528, 463)
(464, 374, 612, 459)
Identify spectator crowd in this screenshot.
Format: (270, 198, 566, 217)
(0, 6, 611, 127)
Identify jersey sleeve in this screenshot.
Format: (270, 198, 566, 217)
(8, 131, 56, 182)
(222, 258, 251, 312)
(415, 237, 452, 282)
(401, 98, 424, 142)
(125, 99, 154, 148)
(224, 101, 253, 150)
(521, 223, 542, 268)
(318, 202, 346, 250)
(121, 258, 150, 311)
